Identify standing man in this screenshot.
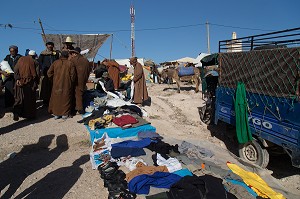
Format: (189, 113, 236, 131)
(102, 59, 120, 90)
(38, 41, 60, 106)
(129, 57, 149, 106)
(69, 47, 90, 114)
(47, 50, 76, 120)
(0, 45, 22, 110)
(62, 36, 75, 51)
(13, 50, 39, 121)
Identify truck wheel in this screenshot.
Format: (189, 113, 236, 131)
(238, 140, 269, 168)
(200, 106, 213, 124)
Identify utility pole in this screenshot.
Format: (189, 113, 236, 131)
(110, 34, 113, 60)
(38, 18, 47, 45)
(206, 21, 211, 54)
(130, 3, 135, 57)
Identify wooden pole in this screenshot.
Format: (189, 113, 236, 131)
(206, 21, 211, 54)
(38, 18, 47, 45)
(109, 34, 113, 60)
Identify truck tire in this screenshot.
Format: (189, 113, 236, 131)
(238, 140, 269, 168)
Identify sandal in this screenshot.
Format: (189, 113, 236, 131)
(104, 170, 127, 187)
(99, 161, 118, 172)
(108, 182, 127, 192)
(118, 189, 136, 199)
(100, 166, 119, 179)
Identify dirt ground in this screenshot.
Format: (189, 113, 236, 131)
(0, 83, 299, 198)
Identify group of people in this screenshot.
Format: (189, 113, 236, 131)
(0, 37, 150, 121)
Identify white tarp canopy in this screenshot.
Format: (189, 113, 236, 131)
(194, 53, 210, 67)
(115, 58, 145, 67)
(170, 57, 196, 63)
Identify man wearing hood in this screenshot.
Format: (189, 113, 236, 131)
(13, 50, 39, 121)
(102, 59, 120, 90)
(130, 57, 149, 106)
(48, 50, 76, 120)
(69, 47, 90, 114)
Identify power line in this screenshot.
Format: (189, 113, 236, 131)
(209, 23, 276, 32)
(113, 34, 130, 51)
(1, 22, 281, 33)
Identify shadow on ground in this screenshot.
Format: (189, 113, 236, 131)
(197, 107, 300, 179)
(0, 134, 71, 198)
(0, 97, 52, 136)
(267, 153, 300, 179)
(14, 155, 89, 199)
(163, 86, 197, 92)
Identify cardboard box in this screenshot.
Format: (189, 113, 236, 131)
(86, 82, 95, 90)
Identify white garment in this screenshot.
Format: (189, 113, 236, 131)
(80, 49, 89, 55)
(0, 61, 14, 73)
(124, 157, 147, 171)
(130, 80, 134, 100)
(156, 153, 182, 173)
(103, 133, 138, 151)
(106, 98, 131, 107)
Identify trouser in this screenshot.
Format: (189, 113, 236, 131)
(4, 77, 15, 108)
(75, 84, 85, 111)
(39, 75, 52, 105)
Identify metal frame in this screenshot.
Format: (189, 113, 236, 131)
(219, 27, 300, 52)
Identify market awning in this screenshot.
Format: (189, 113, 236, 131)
(43, 34, 111, 60)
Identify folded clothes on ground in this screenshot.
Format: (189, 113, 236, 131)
(111, 147, 146, 159)
(138, 131, 163, 140)
(128, 171, 182, 194)
(112, 115, 138, 127)
(126, 162, 169, 182)
(111, 138, 152, 148)
(154, 153, 182, 173)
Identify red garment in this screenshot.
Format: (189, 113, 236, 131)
(113, 115, 138, 127)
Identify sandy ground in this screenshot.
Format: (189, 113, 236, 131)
(0, 83, 299, 198)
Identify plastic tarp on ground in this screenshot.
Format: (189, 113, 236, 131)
(43, 34, 111, 60)
(86, 124, 156, 142)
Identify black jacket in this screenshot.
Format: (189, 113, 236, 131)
(3, 54, 22, 69)
(104, 78, 115, 92)
(38, 50, 60, 75)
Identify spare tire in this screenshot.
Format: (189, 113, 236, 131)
(239, 140, 269, 168)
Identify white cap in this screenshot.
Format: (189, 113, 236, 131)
(28, 50, 36, 56)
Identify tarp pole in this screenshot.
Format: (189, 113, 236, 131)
(110, 34, 113, 60)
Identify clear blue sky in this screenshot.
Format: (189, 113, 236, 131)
(0, 0, 299, 63)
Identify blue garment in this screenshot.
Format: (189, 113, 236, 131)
(111, 138, 152, 148)
(173, 169, 193, 177)
(111, 147, 146, 159)
(138, 131, 163, 139)
(225, 179, 258, 197)
(87, 124, 156, 142)
(128, 172, 182, 194)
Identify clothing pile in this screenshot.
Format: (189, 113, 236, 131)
(82, 91, 286, 199)
(89, 131, 286, 199)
